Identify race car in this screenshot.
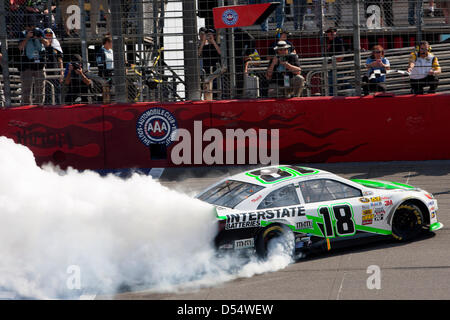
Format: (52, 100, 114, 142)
(196, 165, 443, 258)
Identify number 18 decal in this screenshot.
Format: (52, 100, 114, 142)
(318, 204, 356, 238)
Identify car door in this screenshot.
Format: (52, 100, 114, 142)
(297, 178, 365, 239)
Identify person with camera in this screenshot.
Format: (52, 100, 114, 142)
(18, 16, 50, 105)
(266, 41, 305, 98)
(268, 29, 296, 57)
(198, 28, 221, 100)
(63, 54, 92, 104)
(407, 41, 441, 94)
(198, 28, 221, 74)
(43, 28, 63, 105)
(362, 45, 390, 96)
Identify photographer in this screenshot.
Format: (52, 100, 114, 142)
(43, 28, 63, 105)
(18, 16, 50, 105)
(198, 28, 221, 100)
(266, 41, 305, 98)
(63, 54, 92, 104)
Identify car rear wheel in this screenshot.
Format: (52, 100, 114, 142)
(392, 203, 425, 241)
(255, 224, 295, 259)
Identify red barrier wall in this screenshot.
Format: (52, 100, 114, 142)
(1, 94, 450, 169)
(0, 104, 105, 169)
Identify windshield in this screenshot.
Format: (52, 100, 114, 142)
(197, 180, 265, 208)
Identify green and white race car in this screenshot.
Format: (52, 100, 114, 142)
(197, 165, 443, 258)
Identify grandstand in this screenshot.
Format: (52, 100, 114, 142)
(1, 0, 450, 107)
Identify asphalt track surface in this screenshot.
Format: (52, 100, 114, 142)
(113, 161, 450, 300)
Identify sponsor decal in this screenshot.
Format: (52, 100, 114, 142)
(371, 196, 381, 202)
(374, 208, 385, 221)
(296, 220, 313, 230)
(384, 200, 393, 206)
(359, 197, 370, 203)
(225, 206, 306, 230)
(222, 9, 239, 26)
(362, 210, 374, 225)
(370, 201, 382, 207)
(251, 195, 262, 202)
(363, 191, 374, 196)
(136, 107, 178, 147)
(234, 238, 254, 249)
(218, 243, 233, 250)
(362, 205, 370, 210)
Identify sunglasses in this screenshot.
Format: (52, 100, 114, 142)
(373, 50, 382, 53)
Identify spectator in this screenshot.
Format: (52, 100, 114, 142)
(407, 41, 441, 94)
(63, 54, 92, 104)
(198, 28, 221, 74)
(436, 0, 450, 24)
(426, 0, 436, 17)
(265, 41, 305, 98)
(325, 27, 346, 95)
(408, 0, 424, 26)
(96, 35, 114, 102)
(25, 0, 56, 29)
(18, 16, 50, 105)
(97, 35, 114, 80)
(8, 0, 27, 38)
(90, 0, 111, 36)
(362, 45, 390, 95)
(0, 49, 3, 107)
(268, 29, 296, 57)
(198, 28, 221, 100)
(234, 28, 256, 98)
(326, 27, 345, 61)
(292, 0, 307, 31)
(43, 28, 63, 104)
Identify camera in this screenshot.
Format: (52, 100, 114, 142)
(278, 55, 288, 62)
(32, 28, 43, 38)
(71, 62, 81, 70)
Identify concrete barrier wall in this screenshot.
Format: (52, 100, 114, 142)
(1, 94, 449, 170)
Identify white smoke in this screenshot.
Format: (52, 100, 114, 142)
(0, 137, 293, 299)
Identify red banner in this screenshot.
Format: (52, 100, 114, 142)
(213, 3, 278, 29)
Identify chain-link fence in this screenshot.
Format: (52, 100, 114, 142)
(0, 0, 449, 107)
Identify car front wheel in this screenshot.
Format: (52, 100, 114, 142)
(392, 203, 425, 241)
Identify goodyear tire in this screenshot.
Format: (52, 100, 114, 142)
(392, 203, 425, 241)
(255, 224, 294, 259)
